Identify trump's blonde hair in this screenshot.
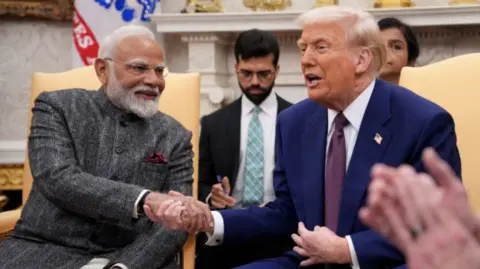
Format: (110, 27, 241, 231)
(296, 6, 386, 72)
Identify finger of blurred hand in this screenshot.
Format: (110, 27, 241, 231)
(371, 164, 398, 186)
(380, 196, 413, 251)
(367, 179, 389, 207)
(423, 148, 458, 188)
(414, 173, 441, 228)
(394, 165, 421, 230)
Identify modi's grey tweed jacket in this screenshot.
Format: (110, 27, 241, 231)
(0, 89, 193, 269)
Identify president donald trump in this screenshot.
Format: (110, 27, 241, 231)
(147, 6, 461, 269)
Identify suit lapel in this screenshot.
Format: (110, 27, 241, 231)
(276, 95, 291, 114)
(337, 80, 393, 236)
(227, 98, 242, 187)
(302, 104, 328, 229)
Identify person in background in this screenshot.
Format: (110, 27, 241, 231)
(360, 148, 480, 269)
(378, 17, 420, 84)
(195, 28, 293, 269)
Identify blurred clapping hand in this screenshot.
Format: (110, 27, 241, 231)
(360, 148, 480, 269)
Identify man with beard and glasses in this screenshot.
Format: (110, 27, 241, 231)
(0, 25, 212, 269)
(195, 29, 293, 269)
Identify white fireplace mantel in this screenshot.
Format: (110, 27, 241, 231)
(150, 5, 480, 114)
(152, 5, 480, 33)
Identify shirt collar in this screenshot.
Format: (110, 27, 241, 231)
(327, 79, 376, 133)
(241, 90, 277, 117)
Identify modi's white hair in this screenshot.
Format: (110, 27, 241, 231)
(296, 6, 386, 72)
(98, 24, 156, 59)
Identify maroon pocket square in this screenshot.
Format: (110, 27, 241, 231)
(145, 152, 167, 164)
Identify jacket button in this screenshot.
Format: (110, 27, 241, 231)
(115, 147, 124, 154)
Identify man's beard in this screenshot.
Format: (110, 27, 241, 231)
(239, 82, 274, 106)
(105, 71, 160, 119)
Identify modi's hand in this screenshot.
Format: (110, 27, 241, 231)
(143, 191, 214, 233)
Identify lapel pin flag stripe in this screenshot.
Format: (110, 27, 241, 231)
(374, 133, 383, 144)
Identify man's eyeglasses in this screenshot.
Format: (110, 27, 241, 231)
(237, 69, 275, 82)
(104, 58, 168, 78)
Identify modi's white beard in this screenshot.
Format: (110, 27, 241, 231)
(105, 70, 160, 119)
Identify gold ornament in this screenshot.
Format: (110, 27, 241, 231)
(243, 0, 292, 12)
(313, 0, 338, 8)
(373, 0, 415, 8)
(182, 0, 225, 13)
(449, 0, 478, 5)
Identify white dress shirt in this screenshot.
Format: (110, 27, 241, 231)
(207, 80, 376, 269)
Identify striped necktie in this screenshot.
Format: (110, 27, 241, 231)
(242, 106, 264, 206)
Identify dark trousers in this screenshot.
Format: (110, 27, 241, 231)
(195, 233, 293, 269)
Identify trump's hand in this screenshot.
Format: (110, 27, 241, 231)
(291, 222, 351, 266)
(144, 191, 214, 233)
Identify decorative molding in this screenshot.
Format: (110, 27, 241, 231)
(0, 141, 26, 165)
(180, 34, 230, 44)
(0, 0, 73, 21)
(151, 6, 480, 33)
(0, 164, 24, 191)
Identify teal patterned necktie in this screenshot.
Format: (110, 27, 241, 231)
(243, 106, 264, 206)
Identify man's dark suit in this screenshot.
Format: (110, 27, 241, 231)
(196, 94, 292, 269)
(0, 89, 193, 269)
(218, 80, 461, 269)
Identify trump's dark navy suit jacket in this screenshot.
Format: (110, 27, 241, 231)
(219, 79, 461, 269)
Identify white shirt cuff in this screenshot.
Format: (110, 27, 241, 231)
(205, 211, 224, 246)
(346, 235, 360, 269)
(132, 189, 150, 218)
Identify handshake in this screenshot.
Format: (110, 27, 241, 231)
(142, 191, 214, 233)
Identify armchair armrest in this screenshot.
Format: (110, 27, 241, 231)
(0, 208, 21, 240)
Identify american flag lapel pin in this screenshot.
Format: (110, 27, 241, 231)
(374, 133, 383, 145)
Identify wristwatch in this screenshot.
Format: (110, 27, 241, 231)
(136, 191, 151, 216)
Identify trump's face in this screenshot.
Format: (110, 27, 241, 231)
(298, 21, 357, 110)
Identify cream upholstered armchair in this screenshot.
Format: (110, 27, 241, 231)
(0, 65, 200, 269)
(399, 53, 480, 211)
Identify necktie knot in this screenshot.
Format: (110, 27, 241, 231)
(253, 106, 261, 115)
(334, 112, 349, 131)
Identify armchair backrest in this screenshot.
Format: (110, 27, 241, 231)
(27, 65, 200, 269)
(399, 53, 480, 211)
